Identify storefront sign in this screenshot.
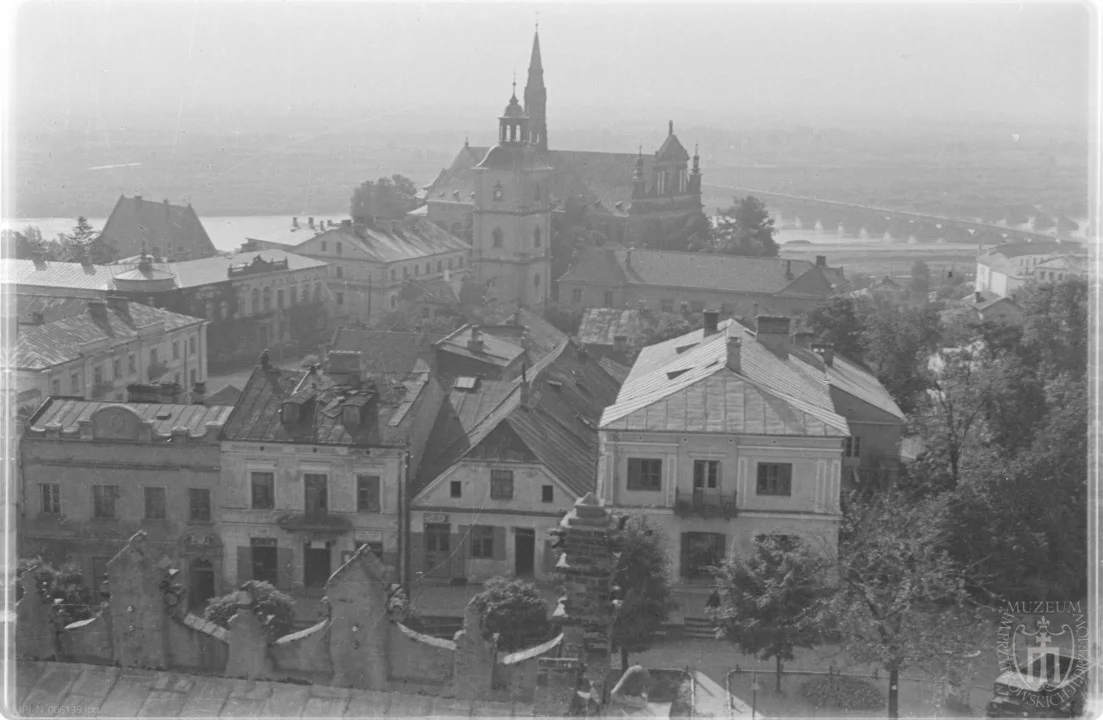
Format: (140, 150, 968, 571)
(424, 513, 448, 524)
(355, 530, 383, 543)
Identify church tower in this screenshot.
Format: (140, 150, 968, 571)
(523, 29, 548, 151)
(472, 83, 553, 310)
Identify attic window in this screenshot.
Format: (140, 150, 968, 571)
(667, 369, 690, 380)
(674, 344, 698, 354)
(342, 405, 361, 426)
(454, 376, 480, 391)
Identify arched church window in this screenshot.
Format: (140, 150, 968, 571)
(534, 227, 542, 247)
(493, 183, 504, 201)
(492, 228, 504, 248)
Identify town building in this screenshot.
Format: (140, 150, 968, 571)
(425, 32, 704, 291)
(100, 195, 217, 262)
(975, 239, 1083, 297)
(433, 309, 568, 382)
(283, 217, 471, 326)
(558, 247, 836, 318)
(409, 339, 620, 583)
(940, 290, 1024, 327)
(217, 349, 444, 594)
(2, 257, 121, 299)
(12, 296, 207, 412)
(597, 314, 852, 593)
(326, 326, 444, 379)
(20, 398, 232, 610)
(577, 307, 648, 365)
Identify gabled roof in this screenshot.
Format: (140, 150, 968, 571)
(976, 296, 1022, 313)
(578, 308, 646, 347)
(100, 195, 216, 260)
(327, 328, 443, 378)
(436, 325, 526, 368)
(478, 308, 570, 362)
(414, 341, 621, 499)
(398, 277, 460, 306)
(297, 218, 470, 264)
(10, 295, 91, 324)
(560, 247, 828, 297)
(789, 351, 906, 422)
(603, 320, 849, 437)
(27, 397, 232, 436)
(221, 361, 436, 446)
(204, 384, 242, 407)
(15, 301, 203, 370)
(655, 132, 690, 163)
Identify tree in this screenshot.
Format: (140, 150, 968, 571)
(710, 535, 832, 691)
(610, 515, 677, 669)
(2, 225, 48, 259)
(205, 580, 296, 639)
(17, 559, 96, 626)
(59, 217, 116, 264)
(468, 576, 551, 652)
(350, 174, 418, 221)
(859, 302, 941, 415)
(712, 196, 778, 257)
(1018, 277, 1088, 377)
(909, 261, 931, 296)
(805, 296, 866, 363)
(832, 490, 989, 719)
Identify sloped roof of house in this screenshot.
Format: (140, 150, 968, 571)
(975, 296, 1022, 313)
(414, 340, 621, 498)
(478, 308, 570, 362)
(560, 247, 828, 297)
(204, 384, 242, 407)
(398, 277, 460, 306)
(791, 351, 906, 421)
(100, 195, 216, 259)
(578, 308, 646, 348)
(436, 325, 526, 368)
(603, 320, 850, 436)
(327, 328, 443, 378)
(15, 301, 202, 370)
(1, 258, 121, 293)
(164, 250, 329, 288)
(296, 218, 470, 264)
(27, 397, 233, 436)
(598, 356, 632, 384)
(10, 295, 91, 324)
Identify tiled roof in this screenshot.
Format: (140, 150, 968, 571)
(14, 301, 203, 370)
(297, 219, 470, 264)
(10, 295, 91, 324)
(415, 340, 621, 498)
(598, 356, 631, 384)
(15, 661, 531, 718)
(1, 258, 121, 293)
(27, 398, 233, 436)
(436, 326, 525, 368)
(790, 351, 906, 422)
(578, 308, 646, 347)
(604, 320, 849, 436)
(560, 247, 827, 296)
(242, 219, 341, 247)
(220, 361, 435, 446)
(327, 328, 443, 378)
(479, 308, 570, 361)
(100, 195, 216, 260)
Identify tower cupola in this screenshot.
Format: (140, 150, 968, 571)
(499, 79, 530, 144)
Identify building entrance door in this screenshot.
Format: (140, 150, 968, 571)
(303, 541, 332, 588)
(514, 528, 535, 577)
(189, 559, 216, 610)
(251, 538, 279, 585)
(424, 523, 452, 579)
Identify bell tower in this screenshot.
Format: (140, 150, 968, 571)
(471, 83, 553, 311)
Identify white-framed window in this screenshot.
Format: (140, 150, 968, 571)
(41, 483, 61, 514)
(844, 436, 861, 458)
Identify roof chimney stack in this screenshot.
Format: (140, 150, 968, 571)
(613, 334, 628, 354)
(292, 216, 299, 229)
(87, 299, 108, 323)
(974, 291, 983, 304)
(106, 294, 130, 317)
(669, 120, 674, 136)
(191, 382, 207, 405)
(785, 259, 793, 280)
(467, 326, 484, 354)
(726, 335, 742, 374)
(816, 255, 827, 267)
(703, 309, 719, 336)
(756, 315, 791, 358)
(811, 343, 836, 368)
(308, 217, 315, 229)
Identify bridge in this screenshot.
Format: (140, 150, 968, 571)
(703, 185, 1081, 245)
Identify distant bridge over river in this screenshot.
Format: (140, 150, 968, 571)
(703, 185, 1081, 245)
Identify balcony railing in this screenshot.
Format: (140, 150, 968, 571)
(673, 488, 738, 519)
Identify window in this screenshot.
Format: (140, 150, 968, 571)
(301, 285, 310, 303)
(51, 379, 60, 396)
(534, 182, 541, 202)
(448, 258, 453, 269)
(289, 287, 297, 305)
(356, 475, 381, 513)
(603, 291, 614, 307)
(693, 460, 720, 489)
(93, 365, 103, 384)
(425, 262, 430, 275)
(189, 488, 211, 522)
(756, 463, 793, 496)
(112, 358, 121, 379)
(627, 458, 662, 491)
(336, 242, 343, 255)
(336, 266, 343, 279)
(660, 298, 674, 313)
(414, 265, 419, 277)
(682, 532, 726, 578)
(304, 473, 328, 515)
(251, 472, 275, 509)
(542, 485, 554, 503)
(680, 301, 689, 313)
(321, 241, 327, 252)
(690, 301, 705, 314)
(404, 266, 409, 279)
(251, 288, 260, 314)
(390, 294, 397, 309)
(492, 228, 504, 248)
(534, 274, 540, 288)
(262, 287, 272, 312)
(534, 227, 542, 247)
(490, 469, 514, 499)
(458, 257, 464, 268)
(173, 341, 180, 360)
(437, 261, 443, 273)
(144, 487, 166, 520)
(471, 526, 494, 559)
(40, 483, 60, 514)
(844, 436, 862, 458)
(391, 269, 397, 281)
(128, 354, 137, 375)
(572, 288, 583, 304)
(277, 289, 285, 308)
(336, 292, 344, 306)
(450, 481, 462, 498)
(93, 485, 118, 519)
(70, 372, 81, 394)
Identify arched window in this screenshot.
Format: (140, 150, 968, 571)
(492, 228, 504, 248)
(262, 287, 272, 312)
(251, 288, 260, 315)
(533, 227, 542, 247)
(277, 289, 285, 309)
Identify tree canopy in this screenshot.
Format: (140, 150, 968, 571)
(468, 576, 551, 652)
(610, 515, 677, 669)
(350, 174, 419, 221)
(712, 196, 778, 257)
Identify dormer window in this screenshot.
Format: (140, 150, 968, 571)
(281, 401, 300, 424)
(342, 405, 360, 426)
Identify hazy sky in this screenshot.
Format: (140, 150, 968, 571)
(11, 1, 1094, 129)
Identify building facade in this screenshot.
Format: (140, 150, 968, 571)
(975, 240, 1083, 298)
(20, 400, 232, 610)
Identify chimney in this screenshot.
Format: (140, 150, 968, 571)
(87, 299, 108, 323)
(812, 343, 836, 368)
(785, 259, 793, 280)
(726, 335, 742, 374)
(341, 219, 352, 230)
(107, 294, 129, 317)
(668, 120, 674, 137)
(520, 365, 532, 408)
(816, 255, 827, 267)
(613, 334, 628, 354)
(159, 382, 179, 403)
(756, 315, 791, 358)
(308, 217, 315, 229)
(974, 291, 983, 304)
(792, 330, 815, 349)
(326, 350, 363, 387)
(192, 382, 207, 405)
(467, 326, 484, 354)
(703, 309, 719, 336)
(292, 216, 299, 229)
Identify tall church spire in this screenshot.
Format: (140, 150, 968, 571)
(524, 28, 548, 151)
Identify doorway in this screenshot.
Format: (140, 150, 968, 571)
(189, 559, 216, 610)
(251, 538, 279, 585)
(424, 523, 452, 579)
(514, 528, 535, 577)
(303, 541, 332, 588)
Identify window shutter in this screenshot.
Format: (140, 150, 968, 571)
(493, 526, 507, 561)
(276, 547, 294, 590)
(680, 533, 690, 578)
(236, 546, 252, 587)
(455, 526, 469, 579)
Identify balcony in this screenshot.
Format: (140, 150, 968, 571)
(673, 488, 738, 519)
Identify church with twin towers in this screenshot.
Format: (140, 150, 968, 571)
(424, 29, 704, 310)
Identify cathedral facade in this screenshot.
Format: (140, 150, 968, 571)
(425, 30, 703, 310)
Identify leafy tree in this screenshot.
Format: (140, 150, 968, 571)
(710, 535, 832, 691)
(712, 196, 778, 257)
(1017, 277, 1088, 377)
(610, 515, 677, 669)
(805, 296, 866, 363)
(909, 260, 931, 296)
(59, 217, 116, 265)
(832, 490, 989, 719)
(17, 560, 96, 626)
(350, 174, 418, 221)
(913, 344, 989, 491)
(468, 576, 551, 652)
(860, 302, 941, 415)
(205, 580, 296, 639)
(2, 225, 49, 259)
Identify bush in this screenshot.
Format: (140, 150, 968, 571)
(386, 584, 424, 632)
(204, 580, 296, 639)
(18, 559, 95, 626)
(799, 675, 885, 711)
(468, 576, 551, 652)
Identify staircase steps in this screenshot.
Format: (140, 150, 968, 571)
(682, 616, 721, 640)
(419, 615, 464, 639)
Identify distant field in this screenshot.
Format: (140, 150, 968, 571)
(780, 240, 979, 281)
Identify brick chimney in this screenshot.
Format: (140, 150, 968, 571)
(974, 291, 983, 304)
(326, 350, 362, 387)
(87, 299, 109, 323)
(792, 330, 816, 349)
(107, 294, 130, 317)
(812, 343, 836, 368)
(757, 315, 791, 358)
(726, 334, 742, 374)
(191, 382, 207, 405)
(703, 309, 719, 336)
(816, 255, 827, 267)
(308, 217, 315, 229)
(467, 326, 484, 354)
(613, 334, 628, 354)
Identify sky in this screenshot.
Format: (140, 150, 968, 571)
(9, 1, 1095, 130)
